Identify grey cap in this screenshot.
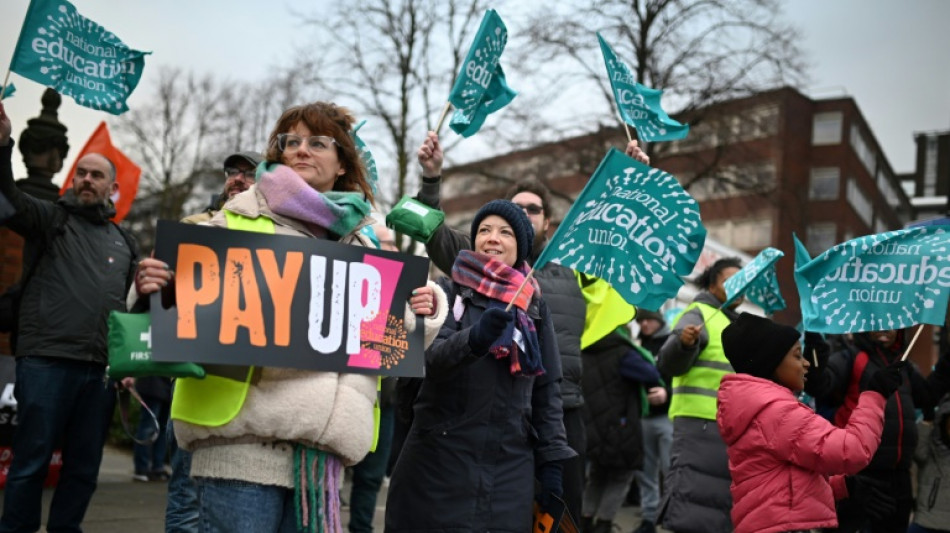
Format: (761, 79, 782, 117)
(223, 151, 262, 170)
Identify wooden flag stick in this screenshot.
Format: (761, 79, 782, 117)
(622, 122, 633, 142)
(812, 349, 819, 368)
(0, 70, 11, 101)
(505, 267, 537, 312)
(435, 102, 453, 134)
(901, 324, 925, 362)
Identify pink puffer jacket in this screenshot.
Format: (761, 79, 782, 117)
(717, 374, 886, 533)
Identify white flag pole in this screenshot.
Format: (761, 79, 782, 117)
(901, 324, 925, 362)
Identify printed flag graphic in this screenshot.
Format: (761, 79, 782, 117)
(536, 148, 706, 310)
(597, 33, 689, 142)
(447, 10, 517, 137)
(60, 121, 141, 222)
(10, 0, 149, 114)
(723, 247, 787, 314)
(795, 227, 950, 334)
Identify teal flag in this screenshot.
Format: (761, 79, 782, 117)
(447, 10, 516, 137)
(351, 120, 379, 196)
(10, 0, 149, 114)
(597, 33, 689, 142)
(536, 148, 706, 309)
(795, 227, 950, 334)
(723, 247, 787, 314)
(0, 83, 15, 100)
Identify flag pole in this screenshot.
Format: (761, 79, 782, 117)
(901, 324, 925, 362)
(812, 349, 819, 368)
(0, 70, 11, 100)
(435, 102, 453, 134)
(505, 268, 537, 312)
(622, 121, 633, 142)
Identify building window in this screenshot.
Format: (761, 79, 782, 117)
(705, 218, 772, 250)
(924, 135, 938, 195)
(812, 112, 843, 145)
(846, 177, 873, 227)
(807, 223, 837, 255)
(809, 167, 840, 200)
(876, 167, 900, 208)
(850, 124, 876, 176)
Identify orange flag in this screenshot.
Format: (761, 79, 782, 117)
(59, 122, 141, 223)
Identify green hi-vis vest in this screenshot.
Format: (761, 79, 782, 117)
(169, 211, 382, 450)
(667, 302, 733, 421)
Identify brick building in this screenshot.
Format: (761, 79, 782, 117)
(437, 86, 914, 326)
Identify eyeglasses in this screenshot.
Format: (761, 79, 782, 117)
(224, 167, 256, 181)
(277, 134, 339, 153)
(514, 202, 543, 215)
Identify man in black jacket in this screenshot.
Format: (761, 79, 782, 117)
(410, 131, 649, 521)
(0, 103, 138, 532)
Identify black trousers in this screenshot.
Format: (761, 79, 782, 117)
(562, 406, 587, 523)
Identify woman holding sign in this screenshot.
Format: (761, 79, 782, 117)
(385, 200, 575, 532)
(137, 102, 448, 533)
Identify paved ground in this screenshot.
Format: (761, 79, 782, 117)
(1, 445, 662, 532)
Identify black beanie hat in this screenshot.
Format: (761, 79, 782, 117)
(722, 313, 801, 380)
(470, 199, 535, 265)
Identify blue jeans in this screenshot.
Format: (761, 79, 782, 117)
(348, 405, 394, 533)
(0, 357, 112, 533)
(133, 396, 169, 475)
(635, 414, 673, 522)
(164, 420, 199, 533)
(195, 477, 305, 533)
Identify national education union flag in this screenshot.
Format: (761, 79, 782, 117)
(447, 9, 517, 137)
(597, 33, 689, 142)
(723, 247, 787, 314)
(795, 227, 950, 334)
(535, 148, 706, 310)
(10, 0, 150, 114)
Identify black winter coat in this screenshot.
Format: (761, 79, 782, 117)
(581, 331, 643, 469)
(417, 184, 586, 410)
(807, 331, 950, 476)
(1, 142, 137, 364)
(386, 278, 574, 532)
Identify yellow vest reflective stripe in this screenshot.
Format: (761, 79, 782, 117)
(668, 302, 733, 421)
(171, 211, 382, 450)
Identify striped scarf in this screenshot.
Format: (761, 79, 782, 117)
(451, 250, 545, 376)
(257, 162, 370, 239)
(294, 445, 343, 533)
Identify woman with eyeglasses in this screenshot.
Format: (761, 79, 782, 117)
(147, 102, 448, 533)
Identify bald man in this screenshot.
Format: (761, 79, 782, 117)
(0, 103, 139, 532)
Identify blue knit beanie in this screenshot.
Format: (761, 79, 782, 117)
(470, 199, 534, 265)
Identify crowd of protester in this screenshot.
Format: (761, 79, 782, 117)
(2, 99, 950, 533)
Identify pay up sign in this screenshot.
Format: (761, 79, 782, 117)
(150, 221, 429, 377)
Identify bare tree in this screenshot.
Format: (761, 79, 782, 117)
(515, 0, 809, 192)
(297, 0, 497, 249)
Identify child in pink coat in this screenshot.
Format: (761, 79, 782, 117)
(716, 313, 902, 533)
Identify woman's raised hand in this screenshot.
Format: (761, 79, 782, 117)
(417, 131, 443, 178)
(409, 285, 437, 316)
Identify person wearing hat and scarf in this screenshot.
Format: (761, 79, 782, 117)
(717, 313, 902, 533)
(385, 199, 575, 532)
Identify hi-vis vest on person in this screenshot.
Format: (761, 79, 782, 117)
(668, 302, 733, 421)
(170, 210, 381, 449)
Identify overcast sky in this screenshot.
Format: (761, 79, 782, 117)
(1, 0, 948, 185)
